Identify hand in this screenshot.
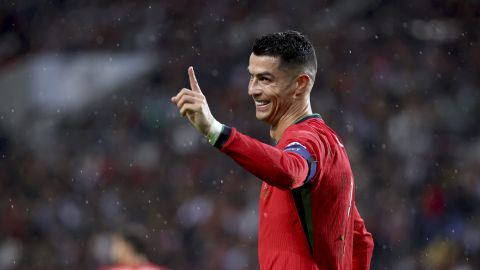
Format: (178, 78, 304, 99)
(171, 67, 215, 136)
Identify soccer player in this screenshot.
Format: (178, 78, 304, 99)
(172, 30, 374, 269)
(99, 225, 169, 270)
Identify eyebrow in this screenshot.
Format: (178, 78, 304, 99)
(248, 70, 274, 78)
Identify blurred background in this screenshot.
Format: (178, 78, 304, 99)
(0, 0, 479, 269)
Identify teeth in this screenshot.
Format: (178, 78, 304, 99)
(255, 100, 269, 106)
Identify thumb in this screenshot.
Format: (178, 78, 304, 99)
(188, 66, 202, 93)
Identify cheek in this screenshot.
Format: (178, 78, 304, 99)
(270, 91, 294, 114)
(269, 88, 287, 104)
(264, 85, 281, 99)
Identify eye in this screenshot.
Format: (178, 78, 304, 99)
(259, 77, 271, 82)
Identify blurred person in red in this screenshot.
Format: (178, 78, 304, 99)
(99, 224, 169, 270)
(172, 30, 373, 269)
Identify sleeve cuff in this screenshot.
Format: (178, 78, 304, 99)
(213, 125, 232, 149)
(206, 119, 223, 145)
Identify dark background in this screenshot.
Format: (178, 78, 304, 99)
(0, 0, 479, 269)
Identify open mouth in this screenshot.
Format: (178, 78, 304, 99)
(254, 100, 270, 107)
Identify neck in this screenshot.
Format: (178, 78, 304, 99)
(270, 101, 312, 141)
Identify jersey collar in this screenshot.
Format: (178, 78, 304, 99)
(293, 113, 322, 124)
(272, 113, 322, 145)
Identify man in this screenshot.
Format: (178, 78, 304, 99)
(99, 225, 169, 270)
(172, 30, 373, 269)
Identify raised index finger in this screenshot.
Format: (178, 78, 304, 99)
(188, 66, 202, 93)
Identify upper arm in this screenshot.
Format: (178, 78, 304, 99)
(282, 141, 317, 185)
(278, 128, 326, 186)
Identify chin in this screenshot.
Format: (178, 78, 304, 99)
(255, 112, 273, 124)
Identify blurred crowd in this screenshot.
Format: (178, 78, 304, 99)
(1, 0, 479, 269)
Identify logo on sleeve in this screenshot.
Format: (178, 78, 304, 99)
(285, 142, 307, 150)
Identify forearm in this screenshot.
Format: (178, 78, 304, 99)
(213, 126, 309, 189)
(171, 67, 310, 190)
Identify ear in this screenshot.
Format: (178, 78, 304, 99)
(293, 73, 311, 98)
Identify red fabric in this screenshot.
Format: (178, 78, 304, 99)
(99, 263, 169, 270)
(352, 206, 374, 269)
(220, 118, 373, 270)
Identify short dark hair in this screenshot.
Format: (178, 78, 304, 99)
(118, 224, 148, 255)
(252, 30, 317, 79)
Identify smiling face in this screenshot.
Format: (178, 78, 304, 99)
(248, 53, 298, 125)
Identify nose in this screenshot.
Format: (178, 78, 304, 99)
(248, 79, 261, 97)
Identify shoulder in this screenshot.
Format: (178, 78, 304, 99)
(280, 118, 327, 145)
(279, 118, 344, 156)
(276, 119, 324, 156)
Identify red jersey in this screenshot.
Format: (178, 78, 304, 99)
(214, 114, 373, 270)
(99, 264, 169, 270)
